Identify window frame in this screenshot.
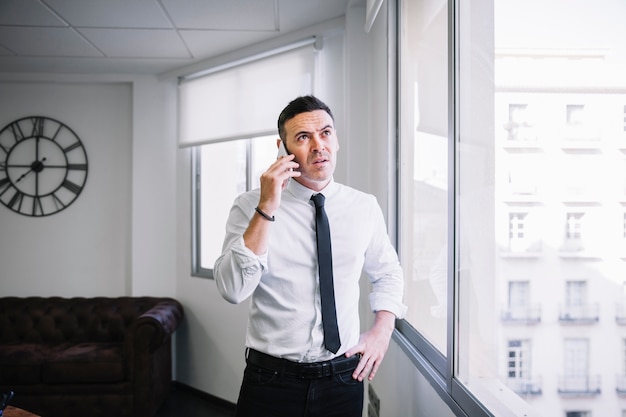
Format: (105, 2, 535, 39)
(391, 0, 492, 415)
(391, 0, 503, 416)
(191, 140, 254, 279)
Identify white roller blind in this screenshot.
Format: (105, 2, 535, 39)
(178, 41, 316, 147)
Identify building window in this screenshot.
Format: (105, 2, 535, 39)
(505, 104, 534, 141)
(508, 212, 532, 252)
(562, 339, 590, 392)
(509, 212, 526, 240)
(566, 104, 585, 126)
(560, 281, 598, 323)
(503, 281, 540, 323)
(564, 212, 584, 249)
(506, 339, 540, 395)
(507, 339, 528, 378)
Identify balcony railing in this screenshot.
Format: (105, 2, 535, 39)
(558, 375, 601, 397)
(501, 304, 541, 324)
(506, 377, 542, 397)
(558, 303, 599, 324)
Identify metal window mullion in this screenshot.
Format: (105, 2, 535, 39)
(447, 0, 460, 394)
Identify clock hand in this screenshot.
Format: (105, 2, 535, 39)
(16, 157, 47, 183)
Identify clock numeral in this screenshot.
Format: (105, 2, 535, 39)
(63, 142, 82, 153)
(32, 196, 44, 216)
(10, 123, 26, 142)
(8, 190, 24, 210)
(52, 193, 67, 210)
(0, 177, 10, 193)
(50, 124, 63, 142)
(67, 163, 88, 171)
(62, 179, 82, 194)
(31, 117, 45, 137)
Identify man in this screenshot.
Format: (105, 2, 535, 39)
(214, 95, 406, 417)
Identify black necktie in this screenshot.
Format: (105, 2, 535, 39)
(311, 193, 341, 353)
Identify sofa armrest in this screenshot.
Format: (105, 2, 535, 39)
(127, 298, 184, 351)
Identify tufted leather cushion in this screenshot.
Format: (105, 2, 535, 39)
(0, 297, 163, 344)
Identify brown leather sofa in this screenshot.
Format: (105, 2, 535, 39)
(0, 296, 184, 417)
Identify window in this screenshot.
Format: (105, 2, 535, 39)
(506, 339, 539, 396)
(180, 41, 317, 278)
(397, 0, 449, 359)
(508, 212, 527, 252)
(192, 136, 277, 277)
(564, 212, 584, 247)
(561, 339, 596, 395)
(566, 104, 585, 126)
(505, 104, 535, 141)
(505, 281, 538, 322)
(395, 0, 625, 416)
(560, 281, 598, 323)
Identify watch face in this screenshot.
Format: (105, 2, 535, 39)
(0, 116, 88, 217)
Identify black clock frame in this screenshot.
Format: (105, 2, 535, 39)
(0, 116, 89, 217)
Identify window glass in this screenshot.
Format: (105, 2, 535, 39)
(398, 0, 449, 355)
(456, 0, 626, 415)
(195, 135, 277, 276)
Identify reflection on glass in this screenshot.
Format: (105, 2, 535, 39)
(399, 0, 448, 353)
(458, 0, 626, 415)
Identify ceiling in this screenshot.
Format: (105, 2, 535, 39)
(0, 0, 353, 75)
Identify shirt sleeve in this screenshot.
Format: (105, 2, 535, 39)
(214, 195, 268, 304)
(363, 198, 408, 319)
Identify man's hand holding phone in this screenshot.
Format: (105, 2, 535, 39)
(275, 141, 299, 190)
(257, 140, 300, 217)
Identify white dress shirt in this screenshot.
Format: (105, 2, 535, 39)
(214, 179, 406, 363)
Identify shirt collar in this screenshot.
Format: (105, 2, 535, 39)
(287, 178, 338, 202)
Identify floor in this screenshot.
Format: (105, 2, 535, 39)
(155, 384, 235, 417)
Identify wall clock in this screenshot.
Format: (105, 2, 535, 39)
(0, 116, 88, 217)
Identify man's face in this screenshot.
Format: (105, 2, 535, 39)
(283, 109, 339, 191)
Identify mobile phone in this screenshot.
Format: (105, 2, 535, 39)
(277, 140, 289, 158)
(277, 141, 292, 188)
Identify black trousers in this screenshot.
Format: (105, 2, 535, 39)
(234, 350, 364, 417)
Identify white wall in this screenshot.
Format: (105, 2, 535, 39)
(0, 75, 177, 299)
(0, 80, 133, 296)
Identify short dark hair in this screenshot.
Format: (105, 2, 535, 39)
(277, 95, 334, 141)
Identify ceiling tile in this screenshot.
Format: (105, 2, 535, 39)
(0, 0, 67, 26)
(45, 0, 172, 28)
(161, 0, 277, 30)
(0, 27, 103, 57)
(79, 28, 191, 58)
